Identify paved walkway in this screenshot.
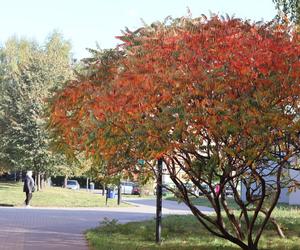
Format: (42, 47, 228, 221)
(0, 199, 213, 250)
(124, 198, 214, 214)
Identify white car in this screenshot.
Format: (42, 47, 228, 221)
(66, 180, 80, 190)
(120, 181, 135, 194)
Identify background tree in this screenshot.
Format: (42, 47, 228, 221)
(273, 0, 300, 25)
(0, 32, 73, 189)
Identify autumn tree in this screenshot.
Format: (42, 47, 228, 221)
(50, 16, 300, 250)
(49, 48, 139, 188)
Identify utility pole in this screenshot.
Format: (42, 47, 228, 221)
(156, 158, 163, 244)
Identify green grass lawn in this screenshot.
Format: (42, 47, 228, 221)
(0, 181, 128, 207)
(86, 208, 300, 250)
(165, 195, 240, 210)
(165, 196, 300, 210)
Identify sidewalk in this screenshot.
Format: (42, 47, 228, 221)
(0, 199, 213, 250)
(122, 198, 214, 215)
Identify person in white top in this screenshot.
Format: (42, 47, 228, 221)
(23, 171, 35, 207)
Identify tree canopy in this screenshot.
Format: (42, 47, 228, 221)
(0, 32, 74, 182)
(50, 16, 300, 250)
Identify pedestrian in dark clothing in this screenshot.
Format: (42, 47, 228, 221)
(23, 171, 35, 207)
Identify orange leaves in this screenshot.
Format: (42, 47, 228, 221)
(49, 15, 300, 172)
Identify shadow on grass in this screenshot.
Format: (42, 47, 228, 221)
(0, 204, 14, 207)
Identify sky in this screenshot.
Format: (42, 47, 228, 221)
(0, 0, 277, 59)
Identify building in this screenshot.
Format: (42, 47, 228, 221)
(240, 159, 300, 205)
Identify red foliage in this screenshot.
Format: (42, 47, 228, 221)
(50, 17, 300, 161)
(49, 16, 300, 249)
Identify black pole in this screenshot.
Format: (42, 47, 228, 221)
(156, 158, 163, 244)
(106, 188, 109, 206)
(117, 182, 121, 205)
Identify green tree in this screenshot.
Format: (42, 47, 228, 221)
(273, 0, 300, 25)
(0, 32, 73, 189)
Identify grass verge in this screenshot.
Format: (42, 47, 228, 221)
(165, 195, 239, 209)
(165, 196, 300, 210)
(0, 181, 129, 207)
(86, 208, 300, 250)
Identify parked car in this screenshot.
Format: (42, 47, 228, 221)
(184, 182, 194, 192)
(132, 184, 141, 195)
(65, 180, 80, 190)
(198, 183, 211, 196)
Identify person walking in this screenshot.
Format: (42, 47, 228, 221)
(23, 171, 35, 207)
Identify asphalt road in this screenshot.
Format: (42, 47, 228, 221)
(0, 207, 155, 250)
(0, 199, 213, 250)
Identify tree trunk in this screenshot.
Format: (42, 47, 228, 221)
(102, 183, 106, 196)
(40, 173, 43, 190)
(64, 176, 68, 188)
(37, 172, 41, 191)
(156, 158, 163, 244)
(34, 172, 38, 191)
(41, 174, 46, 189)
(46, 177, 51, 187)
(18, 172, 22, 182)
(242, 244, 258, 250)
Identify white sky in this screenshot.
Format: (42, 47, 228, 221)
(0, 0, 277, 59)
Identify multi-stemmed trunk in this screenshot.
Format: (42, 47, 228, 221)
(162, 155, 285, 250)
